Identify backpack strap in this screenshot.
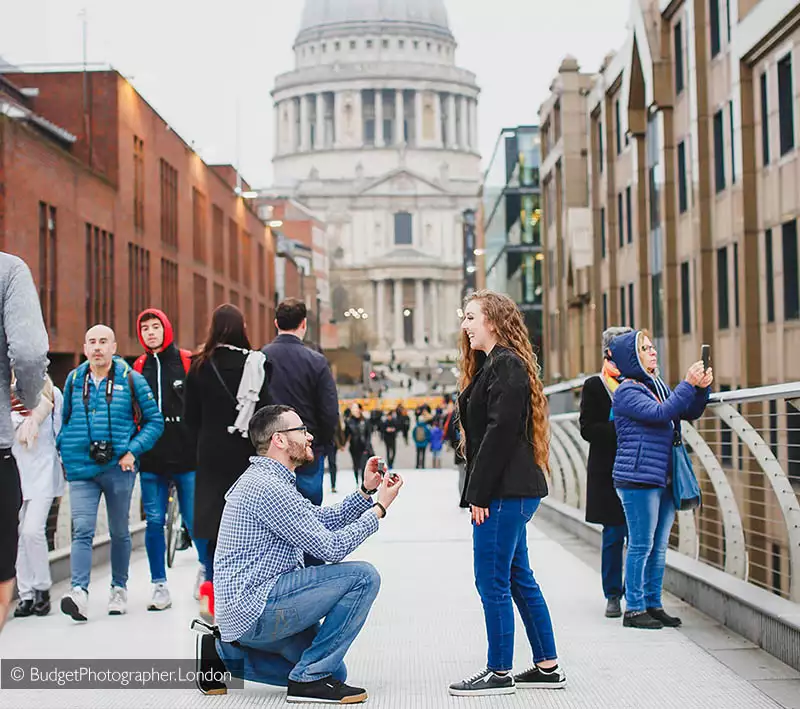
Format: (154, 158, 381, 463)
(133, 354, 147, 374)
(62, 370, 78, 426)
(178, 349, 193, 375)
(122, 363, 143, 427)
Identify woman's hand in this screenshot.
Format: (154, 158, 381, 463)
(685, 362, 705, 386)
(471, 505, 489, 525)
(698, 367, 714, 389)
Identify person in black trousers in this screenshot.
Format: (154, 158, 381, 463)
(183, 305, 271, 623)
(343, 403, 372, 485)
(449, 290, 565, 698)
(381, 410, 400, 469)
(579, 327, 632, 619)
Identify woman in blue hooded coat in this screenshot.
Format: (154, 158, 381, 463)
(609, 330, 712, 629)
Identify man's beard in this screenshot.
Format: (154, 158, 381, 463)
(288, 440, 313, 467)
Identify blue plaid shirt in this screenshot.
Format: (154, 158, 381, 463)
(215, 456, 379, 641)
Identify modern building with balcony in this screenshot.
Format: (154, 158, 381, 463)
(479, 125, 544, 362)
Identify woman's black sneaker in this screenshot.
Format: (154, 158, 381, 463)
(623, 610, 663, 629)
(448, 668, 516, 696)
(195, 633, 228, 695)
(286, 677, 368, 704)
(647, 607, 682, 627)
(514, 664, 567, 689)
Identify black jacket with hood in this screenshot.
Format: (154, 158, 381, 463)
(134, 308, 196, 475)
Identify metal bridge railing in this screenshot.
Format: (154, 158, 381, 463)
(545, 378, 800, 603)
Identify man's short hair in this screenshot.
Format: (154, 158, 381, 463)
(249, 404, 296, 453)
(139, 312, 162, 326)
(276, 298, 307, 332)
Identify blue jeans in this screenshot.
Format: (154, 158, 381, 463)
(140, 471, 207, 583)
(295, 454, 326, 568)
(601, 524, 627, 599)
(616, 486, 676, 612)
(216, 561, 380, 684)
(69, 466, 136, 590)
(473, 498, 557, 671)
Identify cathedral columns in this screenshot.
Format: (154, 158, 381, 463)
(315, 93, 325, 150)
(300, 95, 311, 152)
(393, 279, 404, 349)
(459, 96, 469, 150)
(414, 279, 425, 348)
(375, 279, 386, 348)
(375, 89, 384, 147)
(447, 94, 457, 149)
(395, 89, 404, 145)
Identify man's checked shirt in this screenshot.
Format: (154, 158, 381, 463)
(214, 456, 378, 641)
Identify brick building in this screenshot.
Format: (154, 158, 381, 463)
(257, 196, 336, 349)
(0, 69, 276, 385)
(540, 0, 800, 390)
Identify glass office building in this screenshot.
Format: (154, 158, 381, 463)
(479, 125, 544, 362)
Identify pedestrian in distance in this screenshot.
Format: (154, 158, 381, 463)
(412, 416, 430, 469)
(183, 304, 271, 623)
(429, 419, 444, 468)
(12, 373, 64, 619)
(579, 326, 632, 619)
(397, 404, 410, 445)
(380, 409, 401, 469)
(343, 403, 373, 485)
(450, 290, 565, 696)
(193, 404, 404, 703)
(442, 398, 467, 505)
(263, 298, 340, 567)
(609, 330, 712, 629)
(327, 414, 346, 494)
(58, 325, 164, 621)
(0, 253, 48, 634)
(134, 308, 207, 611)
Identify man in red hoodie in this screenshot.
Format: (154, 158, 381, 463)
(135, 309, 206, 612)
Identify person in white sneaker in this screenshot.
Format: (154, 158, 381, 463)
(134, 309, 205, 612)
(57, 325, 164, 621)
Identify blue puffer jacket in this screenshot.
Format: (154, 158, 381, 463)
(57, 357, 164, 481)
(610, 331, 709, 487)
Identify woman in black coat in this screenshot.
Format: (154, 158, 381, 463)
(184, 304, 270, 621)
(449, 291, 565, 697)
(343, 403, 373, 484)
(579, 326, 631, 619)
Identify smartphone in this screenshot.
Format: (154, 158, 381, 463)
(701, 344, 711, 372)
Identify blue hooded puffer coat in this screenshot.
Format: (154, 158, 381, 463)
(609, 331, 709, 487)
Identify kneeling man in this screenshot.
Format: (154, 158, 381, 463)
(194, 404, 402, 703)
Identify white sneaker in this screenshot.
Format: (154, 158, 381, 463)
(147, 583, 172, 611)
(193, 566, 206, 601)
(108, 586, 128, 615)
(60, 586, 89, 622)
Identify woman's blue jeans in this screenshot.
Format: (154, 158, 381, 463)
(140, 471, 207, 583)
(473, 497, 558, 671)
(616, 486, 676, 613)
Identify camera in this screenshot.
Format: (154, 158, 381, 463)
(89, 440, 114, 465)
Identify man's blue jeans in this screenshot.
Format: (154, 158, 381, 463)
(616, 486, 676, 612)
(473, 498, 557, 671)
(601, 524, 627, 599)
(140, 471, 207, 583)
(216, 561, 380, 685)
(294, 454, 325, 567)
(69, 466, 136, 591)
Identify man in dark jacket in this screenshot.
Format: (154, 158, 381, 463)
(579, 326, 631, 619)
(263, 299, 339, 565)
(134, 309, 206, 612)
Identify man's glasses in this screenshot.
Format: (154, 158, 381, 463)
(275, 425, 308, 436)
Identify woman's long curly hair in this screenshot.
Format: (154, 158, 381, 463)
(458, 290, 550, 472)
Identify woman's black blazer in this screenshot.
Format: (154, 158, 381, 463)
(457, 346, 549, 508)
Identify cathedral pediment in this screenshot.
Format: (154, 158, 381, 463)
(357, 168, 448, 197)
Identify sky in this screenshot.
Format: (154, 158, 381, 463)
(0, 0, 631, 187)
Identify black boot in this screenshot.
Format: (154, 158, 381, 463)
(14, 599, 34, 618)
(647, 607, 682, 627)
(32, 590, 51, 616)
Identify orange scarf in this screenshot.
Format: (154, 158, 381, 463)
(602, 359, 622, 395)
